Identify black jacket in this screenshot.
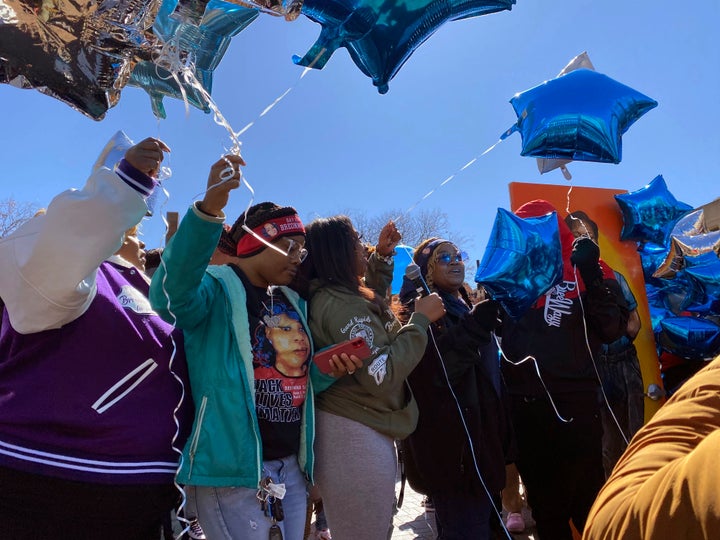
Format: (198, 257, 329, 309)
(500, 276, 630, 398)
(401, 302, 514, 497)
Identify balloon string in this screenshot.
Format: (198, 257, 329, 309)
(494, 334, 573, 423)
(427, 328, 513, 539)
(137, 38, 326, 540)
(233, 51, 322, 139)
(393, 136, 506, 224)
(152, 229, 191, 540)
(564, 184, 574, 216)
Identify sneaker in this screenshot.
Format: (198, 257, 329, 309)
(505, 512, 525, 533)
(420, 495, 435, 512)
(313, 528, 332, 540)
(187, 519, 206, 540)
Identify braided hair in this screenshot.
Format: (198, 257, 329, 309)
(226, 202, 300, 258)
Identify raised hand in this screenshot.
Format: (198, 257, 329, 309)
(376, 220, 402, 257)
(199, 154, 246, 217)
(124, 137, 170, 178)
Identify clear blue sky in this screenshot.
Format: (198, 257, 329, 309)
(1, 0, 718, 262)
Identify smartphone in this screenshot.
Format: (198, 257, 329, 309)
(313, 337, 371, 375)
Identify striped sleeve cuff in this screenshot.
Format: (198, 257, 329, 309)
(115, 159, 156, 198)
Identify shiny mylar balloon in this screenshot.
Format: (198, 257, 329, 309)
(475, 208, 562, 319)
(639, 241, 670, 283)
(294, 0, 514, 94)
(391, 245, 414, 295)
(653, 208, 720, 279)
(657, 316, 720, 360)
(129, 0, 258, 118)
(684, 252, 720, 310)
(648, 302, 672, 333)
(0, 0, 159, 119)
(536, 51, 596, 179)
(505, 68, 657, 164)
(660, 273, 704, 315)
(615, 175, 693, 246)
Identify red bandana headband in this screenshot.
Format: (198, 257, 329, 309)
(235, 214, 305, 256)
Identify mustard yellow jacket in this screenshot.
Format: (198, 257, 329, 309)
(583, 354, 720, 540)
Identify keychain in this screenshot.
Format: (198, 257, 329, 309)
(259, 475, 285, 540)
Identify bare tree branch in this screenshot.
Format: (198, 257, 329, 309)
(0, 197, 37, 238)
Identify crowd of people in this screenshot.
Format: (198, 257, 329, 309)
(1, 137, 717, 540)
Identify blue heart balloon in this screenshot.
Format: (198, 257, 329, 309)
(615, 175, 693, 246)
(294, 0, 514, 94)
(505, 68, 657, 164)
(391, 245, 414, 295)
(128, 0, 258, 118)
(475, 207, 562, 319)
(657, 316, 720, 359)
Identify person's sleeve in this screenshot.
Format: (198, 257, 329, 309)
(427, 313, 494, 385)
(584, 277, 630, 344)
(149, 203, 224, 329)
(615, 272, 638, 311)
(364, 251, 393, 298)
(0, 160, 154, 333)
(310, 293, 430, 397)
(583, 356, 720, 540)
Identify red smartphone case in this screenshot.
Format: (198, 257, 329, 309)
(313, 337, 371, 374)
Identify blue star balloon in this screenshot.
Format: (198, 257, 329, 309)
(475, 207, 562, 319)
(128, 0, 258, 118)
(391, 245, 414, 295)
(657, 316, 720, 360)
(294, 0, 514, 94)
(615, 175, 693, 246)
(505, 68, 658, 164)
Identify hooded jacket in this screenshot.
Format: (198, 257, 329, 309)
(308, 263, 431, 440)
(500, 200, 630, 397)
(149, 206, 336, 487)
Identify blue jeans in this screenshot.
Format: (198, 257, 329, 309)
(194, 455, 308, 540)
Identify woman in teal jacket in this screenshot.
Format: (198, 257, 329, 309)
(150, 155, 356, 540)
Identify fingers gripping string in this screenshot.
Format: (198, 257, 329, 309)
(494, 335, 574, 424)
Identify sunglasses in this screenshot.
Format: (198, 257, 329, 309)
(435, 251, 468, 265)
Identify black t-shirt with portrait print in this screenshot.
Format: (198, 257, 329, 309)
(230, 265, 310, 460)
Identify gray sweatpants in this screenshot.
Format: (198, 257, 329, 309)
(313, 410, 397, 540)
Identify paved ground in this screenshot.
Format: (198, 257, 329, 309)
(304, 479, 538, 540)
(388, 481, 537, 540)
(172, 478, 538, 539)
